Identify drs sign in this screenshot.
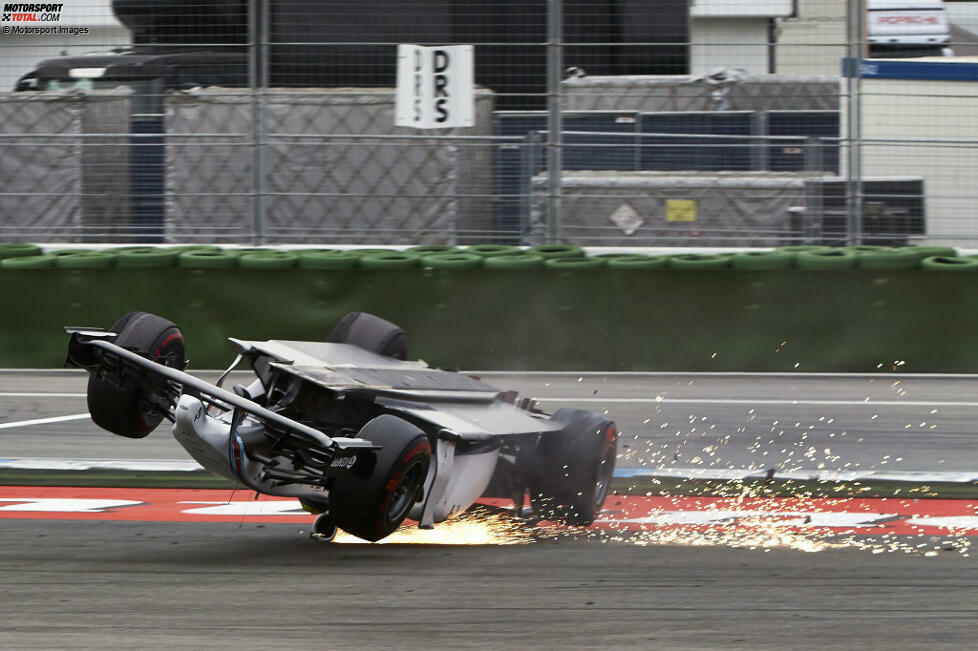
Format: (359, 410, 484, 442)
(396, 44, 474, 129)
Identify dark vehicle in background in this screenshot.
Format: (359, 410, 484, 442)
(17, 0, 689, 109)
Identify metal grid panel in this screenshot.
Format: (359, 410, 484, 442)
(0, 1, 973, 247)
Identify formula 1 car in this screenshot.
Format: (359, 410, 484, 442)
(65, 312, 617, 541)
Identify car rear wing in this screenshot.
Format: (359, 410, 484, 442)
(64, 328, 376, 453)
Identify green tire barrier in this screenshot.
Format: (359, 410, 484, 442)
(856, 248, 920, 270)
(846, 245, 892, 254)
(178, 249, 240, 269)
(605, 255, 670, 269)
(8, 259, 978, 372)
(0, 243, 43, 259)
(49, 249, 95, 257)
(54, 251, 116, 269)
(0, 254, 56, 269)
(901, 246, 957, 261)
(407, 245, 460, 255)
(921, 256, 978, 271)
(668, 254, 731, 270)
(465, 244, 523, 257)
(795, 249, 857, 270)
(526, 244, 586, 259)
(483, 254, 546, 270)
(594, 253, 640, 260)
(731, 250, 793, 271)
(421, 252, 484, 270)
(296, 249, 360, 270)
(115, 248, 180, 268)
(544, 256, 606, 270)
(353, 248, 396, 258)
(775, 245, 832, 255)
(239, 251, 298, 270)
(167, 245, 222, 254)
(359, 252, 421, 270)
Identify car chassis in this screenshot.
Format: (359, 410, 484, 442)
(65, 312, 618, 542)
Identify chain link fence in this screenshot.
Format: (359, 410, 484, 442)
(0, 1, 975, 246)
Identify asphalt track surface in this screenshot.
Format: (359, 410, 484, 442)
(0, 369, 976, 647)
(2, 369, 977, 475)
(0, 517, 974, 649)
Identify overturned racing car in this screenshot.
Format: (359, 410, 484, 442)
(65, 311, 618, 542)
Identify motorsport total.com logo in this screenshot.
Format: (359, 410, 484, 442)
(2, 3, 62, 22)
(1, 3, 88, 35)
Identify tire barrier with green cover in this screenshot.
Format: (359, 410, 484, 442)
(855, 248, 920, 270)
(901, 246, 957, 261)
(353, 248, 396, 258)
(731, 250, 793, 271)
(239, 251, 299, 270)
(407, 245, 460, 255)
(795, 249, 858, 270)
(115, 247, 180, 268)
(421, 252, 484, 270)
(668, 254, 731, 270)
(527, 244, 586, 259)
(359, 252, 421, 270)
(297, 249, 360, 270)
(483, 254, 546, 270)
(0, 243, 43, 259)
(846, 245, 892, 255)
(178, 249, 240, 269)
(0, 254, 57, 269)
(921, 256, 978, 271)
(465, 244, 523, 257)
(544, 257, 606, 270)
(54, 251, 117, 269)
(775, 245, 832, 255)
(167, 245, 222, 254)
(10, 245, 978, 372)
(605, 255, 670, 269)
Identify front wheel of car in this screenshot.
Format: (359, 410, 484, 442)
(87, 312, 185, 439)
(329, 415, 431, 542)
(529, 409, 618, 526)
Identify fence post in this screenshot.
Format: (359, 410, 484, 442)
(546, 0, 563, 244)
(845, 0, 865, 245)
(248, 0, 266, 245)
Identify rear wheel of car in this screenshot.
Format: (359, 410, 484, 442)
(329, 415, 432, 542)
(87, 312, 185, 439)
(530, 409, 618, 526)
(327, 312, 408, 359)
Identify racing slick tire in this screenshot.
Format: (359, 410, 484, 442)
(327, 312, 408, 360)
(87, 312, 186, 439)
(529, 409, 618, 526)
(329, 415, 432, 542)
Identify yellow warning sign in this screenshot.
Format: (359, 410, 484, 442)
(666, 199, 697, 222)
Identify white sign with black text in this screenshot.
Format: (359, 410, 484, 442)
(396, 44, 474, 129)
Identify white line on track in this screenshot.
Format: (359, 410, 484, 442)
(538, 397, 978, 408)
(0, 393, 86, 398)
(0, 413, 90, 430)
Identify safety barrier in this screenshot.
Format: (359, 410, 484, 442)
(0, 244, 975, 371)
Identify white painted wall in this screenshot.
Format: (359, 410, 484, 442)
(0, 1, 129, 91)
(774, 0, 850, 75)
(690, 18, 773, 75)
(691, 0, 794, 18)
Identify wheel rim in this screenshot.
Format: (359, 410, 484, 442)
(592, 445, 616, 510)
(387, 460, 426, 523)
